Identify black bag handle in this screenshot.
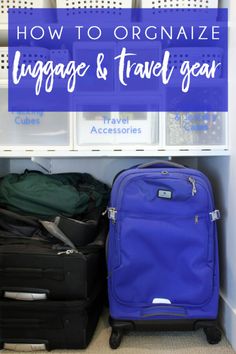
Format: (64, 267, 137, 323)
(137, 160, 186, 169)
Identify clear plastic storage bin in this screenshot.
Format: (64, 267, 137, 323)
(56, 0, 134, 23)
(6, 46, 70, 65)
(73, 42, 116, 93)
(0, 0, 53, 25)
(137, 0, 218, 9)
(56, 0, 133, 9)
(0, 48, 8, 79)
(166, 47, 224, 79)
(137, 0, 219, 21)
(165, 112, 226, 147)
(0, 85, 71, 150)
(0, 46, 72, 150)
(76, 112, 157, 146)
(1, 45, 70, 81)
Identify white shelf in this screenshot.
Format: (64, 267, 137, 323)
(0, 0, 228, 158)
(0, 148, 229, 158)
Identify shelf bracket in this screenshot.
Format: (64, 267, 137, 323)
(31, 157, 52, 174)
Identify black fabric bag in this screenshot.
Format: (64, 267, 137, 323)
(0, 215, 108, 301)
(0, 171, 109, 350)
(0, 284, 103, 350)
(0, 207, 102, 249)
(56, 215, 98, 247)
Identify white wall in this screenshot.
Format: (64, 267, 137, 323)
(9, 157, 198, 185)
(198, 157, 236, 350)
(0, 159, 10, 177)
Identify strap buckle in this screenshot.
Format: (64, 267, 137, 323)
(209, 210, 221, 222)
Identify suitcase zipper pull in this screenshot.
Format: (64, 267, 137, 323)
(189, 177, 197, 196)
(108, 208, 117, 224)
(57, 250, 78, 256)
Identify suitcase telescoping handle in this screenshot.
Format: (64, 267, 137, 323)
(138, 160, 186, 169)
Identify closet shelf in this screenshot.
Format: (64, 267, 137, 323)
(0, 148, 229, 158)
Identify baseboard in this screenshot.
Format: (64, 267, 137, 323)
(220, 293, 236, 351)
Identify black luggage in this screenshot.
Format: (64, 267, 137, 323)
(0, 214, 107, 349)
(0, 216, 108, 301)
(0, 171, 110, 350)
(0, 288, 103, 350)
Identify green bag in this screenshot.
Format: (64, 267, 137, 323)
(0, 171, 110, 219)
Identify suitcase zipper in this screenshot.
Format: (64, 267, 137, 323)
(109, 181, 218, 226)
(57, 250, 79, 256)
(107, 208, 117, 224)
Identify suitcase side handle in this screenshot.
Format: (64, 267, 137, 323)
(3, 291, 47, 301)
(138, 160, 186, 169)
(3, 343, 47, 351)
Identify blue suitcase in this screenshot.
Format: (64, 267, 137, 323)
(107, 160, 222, 349)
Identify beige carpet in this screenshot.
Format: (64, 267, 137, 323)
(2, 312, 235, 354)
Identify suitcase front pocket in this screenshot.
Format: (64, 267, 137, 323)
(112, 214, 214, 307)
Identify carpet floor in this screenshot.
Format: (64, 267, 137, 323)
(2, 311, 235, 354)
